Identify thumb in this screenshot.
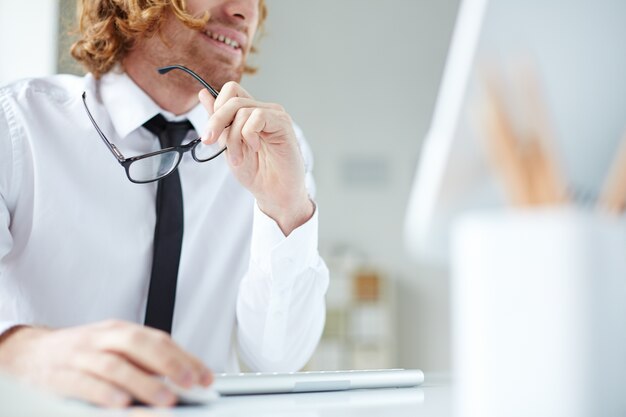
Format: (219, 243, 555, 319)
(198, 88, 216, 114)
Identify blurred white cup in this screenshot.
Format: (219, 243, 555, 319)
(451, 208, 626, 417)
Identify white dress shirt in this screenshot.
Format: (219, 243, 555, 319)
(0, 70, 329, 372)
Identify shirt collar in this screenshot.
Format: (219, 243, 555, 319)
(99, 68, 209, 140)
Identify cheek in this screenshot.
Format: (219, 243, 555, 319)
(159, 12, 192, 43)
(184, 0, 221, 15)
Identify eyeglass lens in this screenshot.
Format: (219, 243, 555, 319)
(128, 151, 181, 182)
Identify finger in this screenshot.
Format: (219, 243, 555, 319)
(228, 107, 262, 158)
(198, 88, 216, 113)
(52, 368, 131, 408)
(93, 321, 211, 389)
(207, 97, 281, 144)
(198, 89, 217, 143)
(224, 109, 251, 166)
(214, 81, 253, 111)
(73, 351, 177, 407)
(241, 108, 272, 150)
(211, 82, 252, 151)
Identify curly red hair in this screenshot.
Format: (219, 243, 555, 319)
(70, 0, 267, 78)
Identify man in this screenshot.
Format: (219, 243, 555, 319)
(0, 0, 328, 408)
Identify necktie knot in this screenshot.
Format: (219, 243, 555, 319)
(143, 114, 194, 148)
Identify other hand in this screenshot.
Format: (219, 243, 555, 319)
(0, 321, 213, 408)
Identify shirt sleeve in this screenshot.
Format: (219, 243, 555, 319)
(0, 88, 24, 338)
(235, 124, 329, 372)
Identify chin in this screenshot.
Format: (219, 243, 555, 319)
(204, 69, 244, 90)
(202, 56, 245, 85)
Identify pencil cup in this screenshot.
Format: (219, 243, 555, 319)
(451, 208, 626, 417)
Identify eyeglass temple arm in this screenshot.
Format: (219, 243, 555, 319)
(81, 92, 125, 162)
(157, 65, 220, 98)
(157, 65, 234, 133)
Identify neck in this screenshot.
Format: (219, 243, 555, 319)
(122, 55, 199, 116)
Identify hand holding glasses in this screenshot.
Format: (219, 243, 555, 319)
(82, 65, 226, 184)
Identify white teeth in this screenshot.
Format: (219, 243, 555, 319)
(206, 31, 240, 50)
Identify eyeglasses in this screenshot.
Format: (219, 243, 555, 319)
(82, 65, 226, 184)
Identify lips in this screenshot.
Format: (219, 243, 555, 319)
(202, 26, 247, 53)
(205, 30, 240, 49)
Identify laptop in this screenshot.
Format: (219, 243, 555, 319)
(168, 368, 424, 404)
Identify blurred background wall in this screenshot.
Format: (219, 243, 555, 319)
(0, 0, 460, 373)
(0, 1, 59, 83)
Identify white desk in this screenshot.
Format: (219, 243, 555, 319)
(1, 374, 452, 417)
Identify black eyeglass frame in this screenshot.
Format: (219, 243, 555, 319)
(81, 65, 226, 184)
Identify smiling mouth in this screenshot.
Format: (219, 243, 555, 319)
(204, 31, 241, 50)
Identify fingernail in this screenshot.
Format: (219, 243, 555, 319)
(178, 369, 195, 387)
(110, 390, 130, 407)
(203, 130, 214, 143)
(154, 388, 176, 406)
(200, 370, 213, 386)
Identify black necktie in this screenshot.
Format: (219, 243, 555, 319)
(142, 114, 193, 333)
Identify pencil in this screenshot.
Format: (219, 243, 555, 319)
(480, 74, 534, 206)
(519, 64, 568, 205)
(479, 65, 568, 207)
(599, 129, 626, 214)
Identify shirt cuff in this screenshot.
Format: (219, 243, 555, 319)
(250, 200, 319, 280)
(248, 201, 323, 363)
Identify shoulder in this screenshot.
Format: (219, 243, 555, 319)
(0, 73, 94, 143)
(0, 73, 91, 109)
(0, 74, 92, 194)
